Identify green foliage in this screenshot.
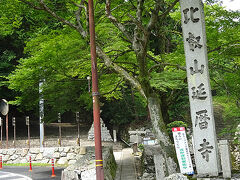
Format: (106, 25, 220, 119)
(101, 89, 147, 125)
(0, 0, 239, 132)
(203, 5, 240, 138)
(205, 5, 240, 99)
(8, 28, 92, 117)
(99, 74, 124, 100)
(138, 144, 144, 152)
(167, 121, 188, 138)
(0, 50, 16, 74)
(164, 3, 240, 130)
(150, 71, 186, 92)
(167, 121, 187, 129)
(167, 88, 190, 123)
(214, 96, 240, 137)
(0, 0, 23, 36)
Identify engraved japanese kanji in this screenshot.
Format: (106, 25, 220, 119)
(180, 0, 219, 174)
(186, 32, 203, 51)
(195, 109, 210, 130)
(183, 7, 200, 24)
(190, 59, 204, 75)
(198, 139, 213, 162)
(192, 83, 207, 100)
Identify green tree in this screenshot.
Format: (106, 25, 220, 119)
(8, 29, 92, 116)
(205, 4, 240, 136)
(6, 0, 182, 174)
(3, 0, 240, 176)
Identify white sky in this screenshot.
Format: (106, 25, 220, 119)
(221, 0, 240, 11)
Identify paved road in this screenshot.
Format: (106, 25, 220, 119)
(114, 148, 137, 180)
(0, 166, 64, 180)
(0, 171, 31, 180)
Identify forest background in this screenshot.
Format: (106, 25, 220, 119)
(0, 0, 239, 142)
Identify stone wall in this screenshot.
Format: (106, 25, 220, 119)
(0, 136, 115, 149)
(139, 145, 156, 180)
(0, 146, 117, 180)
(0, 146, 85, 165)
(61, 146, 116, 180)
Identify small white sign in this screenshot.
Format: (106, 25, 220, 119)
(172, 127, 194, 175)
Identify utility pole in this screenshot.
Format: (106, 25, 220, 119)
(39, 80, 45, 148)
(12, 117, 16, 148)
(76, 112, 80, 146)
(26, 116, 30, 149)
(58, 113, 62, 147)
(88, 0, 104, 179)
(6, 113, 8, 149)
(0, 117, 2, 147)
(0, 99, 9, 149)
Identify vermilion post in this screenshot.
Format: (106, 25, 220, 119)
(29, 156, 32, 171)
(88, 0, 104, 179)
(51, 158, 56, 177)
(0, 156, 2, 169)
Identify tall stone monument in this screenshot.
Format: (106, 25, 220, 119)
(180, 0, 219, 176)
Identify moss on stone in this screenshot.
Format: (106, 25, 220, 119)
(103, 147, 117, 180)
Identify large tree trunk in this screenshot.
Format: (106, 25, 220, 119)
(147, 93, 178, 177)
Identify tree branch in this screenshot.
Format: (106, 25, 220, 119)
(70, 0, 85, 8)
(106, 49, 132, 55)
(19, 0, 44, 10)
(148, 63, 186, 73)
(146, 53, 161, 64)
(160, 0, 179, 19)
(20, 0, 88, 37)
(34, 0, 88, 38)
(208, 41, 240, 53)
(105, 0, 133, 42)
(75, 6, 88, 37)
(38, 0, 75, 27)
(210, 63, 237, 73)
(147, 0, 162, 30)
(110, 49, 133, 61)
(114, 61, 138, 69)
(128, 0, 137, 9)
(111, 4, 124, 12)
(128, 13, 147, 35)
(96, 44, 146, 98)
(136, 0, 144, 22)
(100, 79, 123, 96)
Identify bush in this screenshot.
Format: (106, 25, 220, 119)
(167, 121, 188, 140)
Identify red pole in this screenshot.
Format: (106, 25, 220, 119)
(88, 0, 104, 179)
(51, 158, 56, 177)
(29, 156, 32, 171)
(0, 156, 2, 169)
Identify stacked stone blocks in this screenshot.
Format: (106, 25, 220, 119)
(0, 146, 84, 165)
(88, 119, 113, 141)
